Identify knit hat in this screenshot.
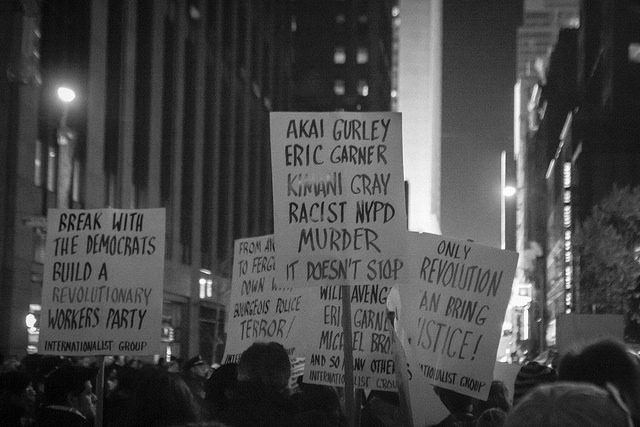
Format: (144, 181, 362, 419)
(184, 355, 207, 371)
(513, 361, 558, 405)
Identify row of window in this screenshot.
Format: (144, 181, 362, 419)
(333, 46, 369, 64)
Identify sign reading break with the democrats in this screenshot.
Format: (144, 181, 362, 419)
(39, 208, 165, 356)
(400, 233, 517, 400)
(270, 112, 407, 288)
(223, 235, 307, 364)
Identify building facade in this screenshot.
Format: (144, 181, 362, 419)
(520, 0, 640, 349)
(0, 0, 293, 362)
(512, 0, 579, 355)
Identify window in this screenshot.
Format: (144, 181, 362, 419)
(356, 47, 368, 64)
(334, 46, 346, 64)
(34, 139, 43, 186)
(357, 80, 368, 97)
(334, 80, 345, 95)
(629, 43, 640, 63)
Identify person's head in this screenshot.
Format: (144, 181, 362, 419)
(433, 386, 474, 415)
(512, 361, 557, 405)
(44, 365, 97, 421)
(238, 342, 291, 392)
(205, 363, 238, 414)
(475, 380, 511, 415)
(505, 382, 631, 427)
(475, 407, 507, 427)
(295, 382, 345, 422)
(123, 366, 200, 426)
(558, 339, 640, 419)
(0, 370, 36, 405)
(184, 355, 211, 379)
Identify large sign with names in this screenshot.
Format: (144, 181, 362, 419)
(39, 208, 166, 356)
(270, 112, 407, 288)
(399, 232, 518, 400)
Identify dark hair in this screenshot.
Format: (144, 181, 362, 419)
(433, 386, 474, 414)
(513, 361, 557, 405)
(476, 407, 507, 427)
(122, 366, 200, 427)
(505, 382, 629, 427)
(475, 380, 511, 415)
(558, 339, 640, 420)
(44, 365, 95, 406)
(238, 342, 291, 391)
(0, 371, 31, 395)
(205, 363, 238, 414)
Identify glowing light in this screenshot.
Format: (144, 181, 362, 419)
(57, 87, 76, 103)
(25, 313, 37, 328)
(503, 185, 517, 198)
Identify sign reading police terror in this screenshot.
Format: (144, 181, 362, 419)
(223, 235, 307, 364)
(270, 112, 407, 288)
(399, 233, 517, 400)
(39, 208, 165, 356)
(303, 284, 398, 391)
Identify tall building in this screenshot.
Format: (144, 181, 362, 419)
(520, 0, 640, 349)
(291, 0, 441, 233)
(0, 0, 293, 361)
(397, 0, 441, 234)
(290, 0, 395, 112)
(512, 0, 579, 354)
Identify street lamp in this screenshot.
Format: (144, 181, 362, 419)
(57, 86, 76, 104)
(56, 85, 77, 207)
(503, 185, 517, 198)
(501, 151, 517, 250)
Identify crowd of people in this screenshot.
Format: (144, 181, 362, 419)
(1, 338, 639, 426)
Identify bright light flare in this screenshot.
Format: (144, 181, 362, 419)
(57, 87, 76, 103)
(503, 185, 517, 198)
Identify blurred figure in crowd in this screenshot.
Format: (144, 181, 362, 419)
(474, 408, 506, 427)
(512, 361, 557, 406)
(291, 381, 346, 427)
(118, 366, 200, 427)
(558, 338, 640, 424)
(474, 380, 511, 417)
(431, 386, 476, 427)
(359, 390, 402, 427)
(218, 342, 297, 426)
(205, 363, 238, 420)
(504, 382, 631, 427)
(0, 370, 37, 426)
(38, 364, 97, 427)
(182, 355, 211, 403)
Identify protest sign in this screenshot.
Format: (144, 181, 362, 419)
(39, 208, 165, 356)
(400, 232, 518, 400)
(270, 112, 407, 288)
(302, 284, 398, 391)
(222, 235, 308, 364)
(556, 313, 624, 354)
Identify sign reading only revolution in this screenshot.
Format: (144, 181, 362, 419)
(270, 112, 407, 288)
(400, 232, 517, 400)
(223, 235, 308, 364)
(39, 208, 165, 356)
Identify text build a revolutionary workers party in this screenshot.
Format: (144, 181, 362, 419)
(39, 208, 165, 356)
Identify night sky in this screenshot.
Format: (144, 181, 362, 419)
(441, 0, 523, 247)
